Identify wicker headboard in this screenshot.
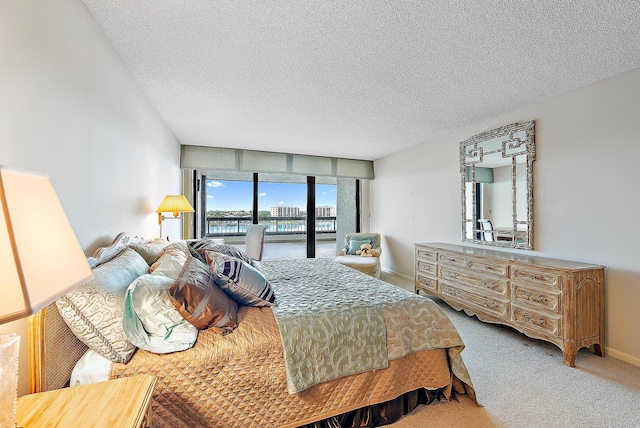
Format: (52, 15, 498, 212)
(28, 232, 147, 393)
(28, 304, 88, 393)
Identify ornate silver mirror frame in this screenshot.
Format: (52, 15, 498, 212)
(460, 121, 535, 249)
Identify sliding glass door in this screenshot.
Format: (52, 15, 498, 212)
(198, 171, 338, 259)
(315, 182, 337, 258)
(258, 178, 307, 259)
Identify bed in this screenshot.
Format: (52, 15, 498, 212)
(28, 233, 475, 428)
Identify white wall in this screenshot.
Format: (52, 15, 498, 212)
(372, 67, 640, 366)
(0, 0, 181, 396)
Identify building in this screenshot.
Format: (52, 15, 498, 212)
(316, 205, 336, 217)
(270, 205, 300, 217)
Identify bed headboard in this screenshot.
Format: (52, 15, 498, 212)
(28, 232, 147, 393)
(28, 303, 88, 393)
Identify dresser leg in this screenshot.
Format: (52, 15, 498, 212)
(593, 343, 604, 357)
(563, 347, 577, 367)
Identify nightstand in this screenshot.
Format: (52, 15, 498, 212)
(17, 374, 156, 428)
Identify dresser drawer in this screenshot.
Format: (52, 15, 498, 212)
(511, 305, 561, 339)
(438, 252, 508, 278)
(440, 279, 508, 317)
(511, 266, 560, 290)
(512, 283, 560, 313)
(415, 273, 437, 293)
(416, 260, 437, 276)
(439, 266, 508, 297)
(415, 247, 437, 262)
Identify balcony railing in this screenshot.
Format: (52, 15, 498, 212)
(205, 216, 337, 237)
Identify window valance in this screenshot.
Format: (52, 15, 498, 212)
(180, 145, 374, 179)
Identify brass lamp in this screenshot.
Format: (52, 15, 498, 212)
(0, 166, 94, 427)
(155, 195, 194, 239)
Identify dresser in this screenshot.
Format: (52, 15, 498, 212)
(415, 243, 605, 367)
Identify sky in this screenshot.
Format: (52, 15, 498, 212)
(206, 179, 336, 211)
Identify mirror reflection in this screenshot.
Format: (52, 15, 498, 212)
(461, 121, 535, 249)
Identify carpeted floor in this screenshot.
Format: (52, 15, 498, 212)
(381, 271, 640, 428)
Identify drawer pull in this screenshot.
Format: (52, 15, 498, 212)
(482, 299, 498, 310)
(523, 313, 546, 326)
(481, 279, 498, 290)
(524, 291, 546, 303)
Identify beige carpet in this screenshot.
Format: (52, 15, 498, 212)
(381, 272, 640, 428)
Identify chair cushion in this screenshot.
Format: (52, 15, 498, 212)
(334, 255, 380, 275)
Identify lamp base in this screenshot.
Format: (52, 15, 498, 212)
(0, 333, 20, 428)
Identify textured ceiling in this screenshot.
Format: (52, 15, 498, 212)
(82, 1, 640, 161)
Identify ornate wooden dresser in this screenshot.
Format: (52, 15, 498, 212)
(415, 242, 605, 367)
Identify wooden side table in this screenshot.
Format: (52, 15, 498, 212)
(17, 374, 156, 428)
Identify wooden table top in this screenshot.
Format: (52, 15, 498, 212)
(17, 374, 156, 428)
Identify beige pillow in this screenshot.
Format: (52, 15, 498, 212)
(130, 238, 171, 265)
(56, 248, 149, 363)
(150, 242, 190, 280)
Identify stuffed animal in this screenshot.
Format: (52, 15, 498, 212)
(356, 243, 374, 257)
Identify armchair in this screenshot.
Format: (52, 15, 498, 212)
(245, 224, 268, 261)
(334, 233, 382, 278)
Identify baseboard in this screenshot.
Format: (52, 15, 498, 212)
(605, 347, 640, 368)
(382, 268, 414, 291)
(381, 268, 413, 282)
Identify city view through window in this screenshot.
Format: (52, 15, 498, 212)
(204, 179, 337, 238)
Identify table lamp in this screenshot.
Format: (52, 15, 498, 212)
(155, 195, 194, 239)
(0, 166, 94, 427)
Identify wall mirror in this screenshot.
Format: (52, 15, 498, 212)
(460, 121, 535, 249)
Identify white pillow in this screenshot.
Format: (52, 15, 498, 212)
(123, 273, 198, 354)
(70, 350, 111, 386)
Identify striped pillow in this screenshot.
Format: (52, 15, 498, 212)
(206, 251, 276, 307)
(190, 240, 255, 266)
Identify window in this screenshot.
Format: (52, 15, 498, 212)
(198, 172, 339, 259)
(204, 178, 253, 236)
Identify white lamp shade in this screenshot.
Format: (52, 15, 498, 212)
(0, 166, 94, 324)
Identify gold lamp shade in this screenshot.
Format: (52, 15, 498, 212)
(156, 195, 194, 239)
(156, 195, 194, 217)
